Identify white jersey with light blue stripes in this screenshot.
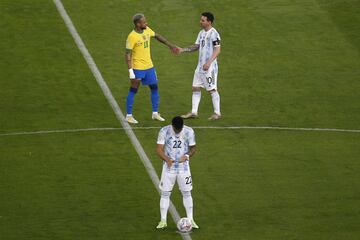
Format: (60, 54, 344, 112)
(195, 27, 221, 73)
(157, 125, 196, 173)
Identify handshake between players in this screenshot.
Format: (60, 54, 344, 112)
(125, 12, 221, 124)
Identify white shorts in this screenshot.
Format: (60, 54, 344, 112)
(159, 164, 193, 192)
(192, 65, 218, 91)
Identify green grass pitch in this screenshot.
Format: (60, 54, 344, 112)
(0, 0, 359, 239)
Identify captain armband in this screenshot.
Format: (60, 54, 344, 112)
(213, 38, 221, 47)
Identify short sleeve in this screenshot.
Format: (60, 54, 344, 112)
(188, 129, 196, 146)
(211, 31, 221, 47)
(126, 35, 135, 50)
(195, 32, 201, 45)
(147, 27, 156, 37)
(157, 129, 166, 145)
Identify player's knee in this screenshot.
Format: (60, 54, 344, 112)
(161, 191, 171, 199)
(130, 80, 140, 88)
(181, 191, 191, 198)
(129, 87, 138, 93)
(192, 87, 200, 92)
(208, 89, 216, 94)
(149, 84, 158, 90)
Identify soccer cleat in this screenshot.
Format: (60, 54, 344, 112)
(208, 113, 221, 121)
(181, 112, 198, 119)
(152, 113, 165, 122)
(125, 115, 139, 124)
(191, 219, 199, 229)
(156, 220, 167, 229)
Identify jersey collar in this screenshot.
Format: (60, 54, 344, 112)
(171, 126, 183, 137)
(204, 27, 213, 32)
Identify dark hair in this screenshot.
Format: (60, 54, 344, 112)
(201, 12, 214, 23)
(132, 13, 144, 24)
(172, 116, 184, 130)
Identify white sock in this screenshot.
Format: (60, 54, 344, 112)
(182, 191, 193, 220)
(211, 91, 221, 115)
(160, 191, 171, 221)
(191, 91, 201, 114)
(126, 114, 132, 117)
(152, 112, 158, 115)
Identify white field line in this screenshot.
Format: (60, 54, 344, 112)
(0, 128, 120, 136)
(1, 125, 360, 137)
(52, 1, 191, 239)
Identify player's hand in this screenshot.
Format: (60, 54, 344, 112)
(166, 159, 174, 168)
(202, 62, 211, 71)
(179, 155, 189, 163)
(129, 68, 136, 79)
(170, 46, 181, 55)
(176, 47, 183, 54)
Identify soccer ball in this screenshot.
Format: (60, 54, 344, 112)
(177, 217, 192, 232)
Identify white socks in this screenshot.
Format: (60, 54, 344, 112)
(191, 90, 221, 115)
(161, 191, 194, 221)
(160, 191, 171, 221)
(182, 191, 193, 220)
(211, 91, 221, 115)
(191, 91, 201, 114)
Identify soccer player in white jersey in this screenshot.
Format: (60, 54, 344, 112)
(156, 116, 199, 229)
(179, 12, 222, 120)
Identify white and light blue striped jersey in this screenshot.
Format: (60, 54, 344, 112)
(157, 125, 196, 173)
(195, 27, 221, 73)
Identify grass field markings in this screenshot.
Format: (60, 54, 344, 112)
(0, 128, 120, 137)
(52, 1, 191, 239)
(1, 125, 360, 137)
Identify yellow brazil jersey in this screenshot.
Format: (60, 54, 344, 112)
(126, 27, 155, 70)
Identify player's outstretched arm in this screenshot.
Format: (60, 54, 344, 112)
(154, 33, 179, 54)
(179, 44, 199, 53)
(156, 144, 174, 167)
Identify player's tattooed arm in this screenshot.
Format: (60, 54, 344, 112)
(179, 145, 196, 162)
(154, 33, 179, 54)
(125, 49, 136, 79)
(156, 144, 174, 167)
(188, 145, 196, 157)
(125, 49, 132, 69)
(180, 44, 200, 53)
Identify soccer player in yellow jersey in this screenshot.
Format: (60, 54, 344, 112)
(125, 13, 179, 124)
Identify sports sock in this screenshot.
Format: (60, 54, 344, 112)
(126, 87, 138, 114)
(160, 191, 171, 221)
(191, 91, 201, 114)
(211, 91, 221, 115)
(149, 84, 159, 112)
(182, 191, 193, 220)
